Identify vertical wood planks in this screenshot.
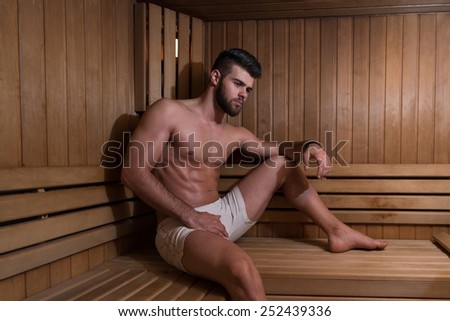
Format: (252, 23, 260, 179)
(226, 21, 243, 127)
(101, 0, 117, 146)
(435, 13, 450, 164)
(320, 18, 337, 144)
(401, 15, 419, 164)
(177, 13, 191, 100)
(417, 14, 436, 164)
(288, 19, 305, 142)
(0, 0, 21, 167)
(385, 16, 403, 164)
(44, 0, 68, 166)
(336, 17, 353, 164)
(242, 20, 258, 135)
(163, 8, 177, 99)
(138, 4, 206, 108)
(148, 4, 162, 105)
(1, 0, 136, 169)
(352, 17, 370, 163)
(368, 16, 386, 164)
(66, 0, 87, 166)
(18, 0, 47, 166)
(85, 0, 103, 165)
(134, 2, 146, 112)
(257, 20, 273, 140)
(304, 18, 320, 141)
(273, 20, 289, 141)
(191, 17, 205, 98)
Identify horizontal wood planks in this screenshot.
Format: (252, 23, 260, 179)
(238, 237, 450, 299)
(26, 248, 227, 301)
(25, 236, 450, 300)
(219, 164, 450, 240)
(0, 166, 155, 299)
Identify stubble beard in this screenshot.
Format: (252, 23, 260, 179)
(215, 81, 242, 117)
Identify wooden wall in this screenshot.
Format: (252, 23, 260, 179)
(205, 13, 450, 240)
(134, 3, 205, 111)
(0, 0, 136, 168)
(205, 13, 450, 165)
(0, 0, 138, 299)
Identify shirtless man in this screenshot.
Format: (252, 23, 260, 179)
(121, 48, 388, 300)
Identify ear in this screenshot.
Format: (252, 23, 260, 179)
(210, 69, 221, 86)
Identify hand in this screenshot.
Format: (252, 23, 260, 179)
(187, 211, 229, 238)
(303, 144, 331, 179)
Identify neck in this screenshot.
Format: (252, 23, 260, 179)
(198, 85, 226, 124)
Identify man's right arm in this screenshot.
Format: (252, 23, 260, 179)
(121, 100, 228, 238)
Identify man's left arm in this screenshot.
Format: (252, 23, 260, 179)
(279, 140, 331, 179)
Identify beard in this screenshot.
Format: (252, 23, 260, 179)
(215, 81, 242, 117)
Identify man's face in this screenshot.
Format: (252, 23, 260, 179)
(215, 65, 254, 117)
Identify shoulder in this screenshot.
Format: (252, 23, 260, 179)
(146, 98, 185, 115)
(139, 98, 187, 126)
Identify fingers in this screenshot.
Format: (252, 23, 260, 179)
(304, 146, 331, 179)
(211, 216, 229, 238)
(194, 212, 229, 239)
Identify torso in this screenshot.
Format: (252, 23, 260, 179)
(153, 100, 243, 221)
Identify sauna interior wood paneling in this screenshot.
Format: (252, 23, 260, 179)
(1, 0, 136, 168)
(205, 13, 450, 165)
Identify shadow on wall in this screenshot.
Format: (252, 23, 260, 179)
(101, 113, 156, 252)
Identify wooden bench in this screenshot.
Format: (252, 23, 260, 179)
(2, 164, 450, 300)
(0, 166, 155, 300)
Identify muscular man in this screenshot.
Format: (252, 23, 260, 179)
(122, 48, 388, 300)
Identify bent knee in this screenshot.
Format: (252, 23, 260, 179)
(263, 155, 296, 169)
(227, 254, 259, 282)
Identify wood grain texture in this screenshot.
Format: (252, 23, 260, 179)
(203, 12, 450, 165)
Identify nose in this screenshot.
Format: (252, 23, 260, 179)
(239, 89, 247, 101)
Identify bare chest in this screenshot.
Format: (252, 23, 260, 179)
(162, 123, 239, 167)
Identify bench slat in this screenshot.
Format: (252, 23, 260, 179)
(0, 167, 120, 192)
(0, 200, 151, 254)
(220, 164, 450, 178)
(175, 279, 218, 301)
(52, 269, 132, 300)
(153, 273, 198, 300)
(0, 216, 152, 280)
(76, 270, 147, 300)
(99, 271, 163, 300)
(268, 195, 450, 211)
(434, 232, 450, 254)
(24, 269, 111, 300)
(126, 271, 184, 300)
(0, 184, 134, 223)
(219, 178, 450, 194)
(237, 238, 450, 299)
(261, 209, 450, 225)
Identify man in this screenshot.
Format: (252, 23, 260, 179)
(121, 48, 388, 300)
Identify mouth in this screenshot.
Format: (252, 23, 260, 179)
(233, 99, 244, 108)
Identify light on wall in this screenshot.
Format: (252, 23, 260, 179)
(175, 38, 178, 58)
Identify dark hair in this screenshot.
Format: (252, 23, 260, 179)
(211, 48, 262, 79)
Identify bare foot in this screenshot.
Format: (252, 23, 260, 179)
(328, 226, 388, 253)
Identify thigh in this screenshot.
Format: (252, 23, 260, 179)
(181, 230, 253, 283)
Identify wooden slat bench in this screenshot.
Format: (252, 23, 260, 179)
(2, 164, 450, 300)
(220, 164, 450, 239)
(0, 166, 155, 300)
